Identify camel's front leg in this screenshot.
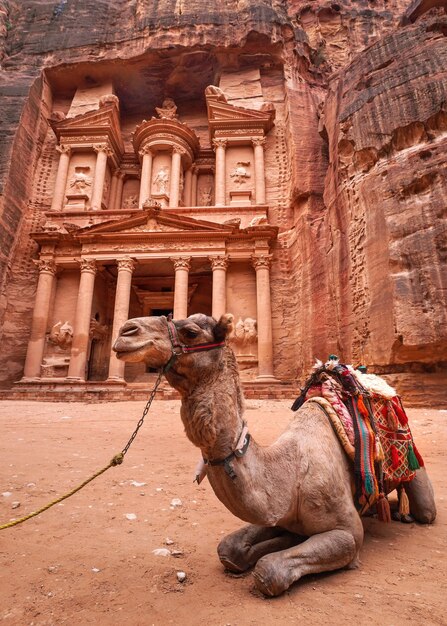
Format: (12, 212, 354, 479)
(252, 528, 361, 597)
(217, 525, 305, 573)
(404, 467, 436, 524)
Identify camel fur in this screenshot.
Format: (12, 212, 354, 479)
(113, 313, 436, 597)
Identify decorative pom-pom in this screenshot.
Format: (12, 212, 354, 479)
(391, 445, 399, 469)
(375, 437, 385, 462)
(412, 442, 424, 467)
(407, 444, 420, 471)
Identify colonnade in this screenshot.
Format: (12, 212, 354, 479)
(22, 253, 275, 383)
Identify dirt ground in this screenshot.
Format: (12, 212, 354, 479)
(0, 399, 446, 626)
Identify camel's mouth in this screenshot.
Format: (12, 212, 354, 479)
(113, 338, 155, 362)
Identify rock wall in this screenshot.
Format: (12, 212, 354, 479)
(0, 0, 446, 401)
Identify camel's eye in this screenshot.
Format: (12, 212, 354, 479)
(183, 327, 199, 338)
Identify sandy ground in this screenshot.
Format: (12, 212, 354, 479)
(0, 399, 446, 626)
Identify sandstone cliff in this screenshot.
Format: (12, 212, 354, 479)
(0, 0, 445, 402)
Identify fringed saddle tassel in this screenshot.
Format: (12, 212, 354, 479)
(398, 486, 410, 516)
(357, 394, 369, 418)
(407, 443, 420, 471)
(412, 442, 424, 467)
(374, 436, 385, 462)
(386, 403, 399, 430)
(376, 493, 391, 523)
(391, 445, 399, 469)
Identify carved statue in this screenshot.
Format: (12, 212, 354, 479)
(205, 85, 227, 103)
(89, 318, 108, 341)
(155, 98, 178, 119)
(69, 167, 92, 193)
(230, 317, 258, 355)
(230, 162, 251, 185)
(199, 187, 212, 206)
(48, 321, 73, 350)
(123, 194, 138, 209)
(153, 167, 169, 194)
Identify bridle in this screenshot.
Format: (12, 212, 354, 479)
(164, 317, 226, 372)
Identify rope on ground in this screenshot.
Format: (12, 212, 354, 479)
(0, 454, 123, 530)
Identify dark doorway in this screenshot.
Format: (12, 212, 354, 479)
(151, 309, 172, 317)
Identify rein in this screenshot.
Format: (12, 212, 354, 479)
(164, 318, 226, 372)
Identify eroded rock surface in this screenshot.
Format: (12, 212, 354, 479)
(0, 0, 445, 402)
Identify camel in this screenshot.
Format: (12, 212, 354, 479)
(113, 313, 437, 597)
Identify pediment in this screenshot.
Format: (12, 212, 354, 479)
(76, 208, 237, 239)
(206, 89, 275, 136)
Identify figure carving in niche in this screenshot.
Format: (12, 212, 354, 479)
(89, 318, 108, 341)
(123, 194, 138, 209)
(199, 187, 212, 206)
(155, 98, 178, 120)
(153, 167, 169, 194)
(230, 162, 251, 185)
(48, 321, 73, 350)
(230, 317, 258, 357)
(69, 167, 92, 193)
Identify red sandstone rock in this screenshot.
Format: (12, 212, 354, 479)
(0, 1, 445, 402)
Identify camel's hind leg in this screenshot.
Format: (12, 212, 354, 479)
(217, 525, 304, 573)
(404, 467, 436, 524)
(252, 527, 362, 597)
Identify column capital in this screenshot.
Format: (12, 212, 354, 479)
(93, 143, 113, 157)
(172, 145, 187, 156)
(33, 259, 57, 276)
(171, 256, 191, 271)
(209, 255, 229, 271)
(78, 258, 97, 275)
(212, 138, 228, 151)
(56, 143, 71, 155)
(251, 254, 272, 271)
(252, 137, 266, 148)
(117, 257, 136, 273)
(139, 145, 154, 158)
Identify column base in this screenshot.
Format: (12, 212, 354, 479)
(20, 376, 42, 383)
(254, 375, 280, 384)
(65, 376, 85, 382)
(106, 377, 127, 385)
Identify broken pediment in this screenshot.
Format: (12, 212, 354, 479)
(205, 85, 275, 140)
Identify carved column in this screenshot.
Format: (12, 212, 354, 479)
(22, 260, 57, 379)
(252, 255, 276, 381)
(67, 259, 97, 380)
(108, 169, 119, 210)
(171, 257, 191, 319)
(114, 170, 125, 210)
(169, 147, 183, 208)
(209, 256, 229, 320)
(191, 167, 198, 207)
(253, 137, 266, 205)
(107, 257, 136, 381)
(50, 145, 71, 212)
(90, 144, 111, 210)
(213, 139, 227, 206)
(184, 167, 193, 206)
(138, 146, 154, 208)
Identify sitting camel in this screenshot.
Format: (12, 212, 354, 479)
(113, 313, 436, 597)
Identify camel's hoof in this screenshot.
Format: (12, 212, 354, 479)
(252, 559, 288, 597)
(400, 514, 415, 524)
(219, 556, 247, 574)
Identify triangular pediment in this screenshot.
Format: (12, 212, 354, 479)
(76, 208, 237, 239)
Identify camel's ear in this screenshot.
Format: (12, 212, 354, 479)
(214, 313, 234, 342)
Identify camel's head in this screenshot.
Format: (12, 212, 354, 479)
(113, 313, 234, 369)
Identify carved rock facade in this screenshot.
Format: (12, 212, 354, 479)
(0, 0, 445, 402)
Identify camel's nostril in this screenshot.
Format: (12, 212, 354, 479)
(121, 324, 139, 337)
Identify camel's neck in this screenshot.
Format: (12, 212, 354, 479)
(166, 347, 245, 459)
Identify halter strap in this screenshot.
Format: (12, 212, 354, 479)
(163, 318, 226, 373)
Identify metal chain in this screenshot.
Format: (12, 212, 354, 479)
(120, 369, 165, 457)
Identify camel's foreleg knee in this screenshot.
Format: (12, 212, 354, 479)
(252, 527, 362, 597)
(217, 525, 303, 573)
(404, 467, 436, 524)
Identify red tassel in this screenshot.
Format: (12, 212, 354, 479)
(391, 397, 408, 425)
(412, 442, 425, 467)
(377, 495, 391, 523)
(357, 395, 369, 418)
(391, 445, 399, 469)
